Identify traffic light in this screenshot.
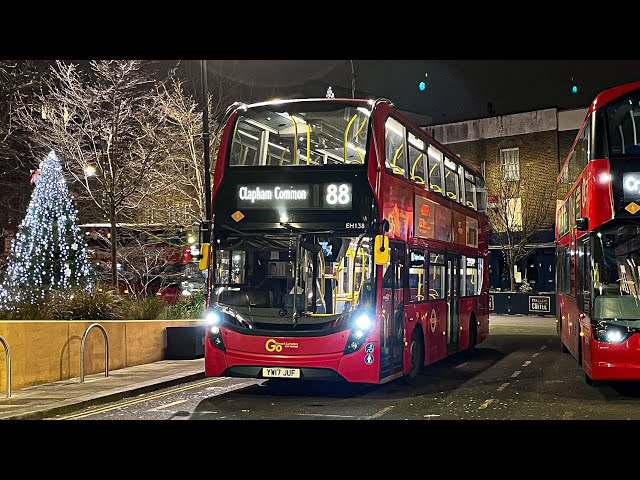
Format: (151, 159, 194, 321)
(571, 84, 578, 94)
(418, 72, 428, 92)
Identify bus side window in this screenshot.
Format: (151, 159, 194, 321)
(464, 178, 477, 210)
(409, 249, 426, 302)
(428, 253, 445, 299)
(444, 157, 459, 200)
(385, 117, 407, 178)
(427, 145, 444, 194)
(408, 132, 426, 186)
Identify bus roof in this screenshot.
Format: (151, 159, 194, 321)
(588, 81, 640, 116)
(557, 80, 640, 183)
(241, 97, 377, 110)
(233, 97, 483, 180)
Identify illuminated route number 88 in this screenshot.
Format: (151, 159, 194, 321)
(326, 184, 350, 205)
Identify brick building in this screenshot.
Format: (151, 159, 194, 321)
(424, 107, 587, 292)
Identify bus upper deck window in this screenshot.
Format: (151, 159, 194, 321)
(385, 117, 407, 178)
(427, 145, 444, 194)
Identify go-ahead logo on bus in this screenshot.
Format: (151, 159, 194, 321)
(265, 339, 299, 352)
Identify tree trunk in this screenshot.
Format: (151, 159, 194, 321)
(109, 202, 118, 289)
(508, 252, 516, 292)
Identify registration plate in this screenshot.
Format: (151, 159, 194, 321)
(262, 367, 300, 378)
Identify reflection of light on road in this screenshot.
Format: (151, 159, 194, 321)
(296, 413, 359, 418)
(477, 399, 495, 410)
(55, 378, 226, 420)
(367, 405, 395, 419)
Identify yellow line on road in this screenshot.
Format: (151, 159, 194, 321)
(149, 399, 189, 411)
(56, 378, 225, 420)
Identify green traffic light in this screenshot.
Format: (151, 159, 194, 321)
(571, 85, 578, 94)
(419, 81, 426, 91)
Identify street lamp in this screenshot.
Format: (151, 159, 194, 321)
(199, 60, 213, 307)
(84, 165, 96, 176)
(201, 59, 212, 243)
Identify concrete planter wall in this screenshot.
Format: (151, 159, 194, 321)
(489, 292, 556, 316)
(0, 319, 204, 391)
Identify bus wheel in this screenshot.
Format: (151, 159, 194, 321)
(559, 319, 569, 353)
(404, 328, 424, 385)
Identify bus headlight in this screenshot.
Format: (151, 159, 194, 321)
(205, 309, 222, 325)
(344, 310, 374, 354)
(355, 312, 372, 330)
(205, 309, 225, 350)
(594, 324, 632, 344)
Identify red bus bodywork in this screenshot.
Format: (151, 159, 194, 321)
(556, 81, 640, 383)
(205, 98, 489, 384)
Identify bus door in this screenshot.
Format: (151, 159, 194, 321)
(577, 235, 591, 316)
(380, 241, 405, 378)
(446, 255, 460, 353)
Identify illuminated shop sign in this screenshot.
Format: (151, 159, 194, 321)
(623, 172, 640, 199)
(236, 183, 352, 209)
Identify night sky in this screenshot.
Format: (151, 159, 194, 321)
(208, 60, 640, 124)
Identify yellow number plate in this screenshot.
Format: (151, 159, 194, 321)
(262, 368, 301, 378)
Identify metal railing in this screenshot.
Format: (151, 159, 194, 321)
(80, 323, 109, 383)
(0, 335, 10, 398)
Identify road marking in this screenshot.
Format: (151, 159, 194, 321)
(368, 406, 395, 419)
(511, 371, 522, 378)
(455, 362, 468, 369)
(55, 378, 227, 420)
(562, 411, 574, 420)
(540, 345, 547, 351)
(522, 361, 531, 367)
(531, 353, 540, 358)
(423, 414, 441, 418)
(497, 383, 510, 392)
(296, 413, 359, 418)
(478, 399, 495, 410)
(149, 399, 188, 412)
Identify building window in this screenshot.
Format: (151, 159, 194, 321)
(506, 197, 522, 230)
(500, 148, 520, 181)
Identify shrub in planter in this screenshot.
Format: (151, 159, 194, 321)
(163, 290, 205, 319)
(124, 295, 166, 320)
(53, 287, 126, 320)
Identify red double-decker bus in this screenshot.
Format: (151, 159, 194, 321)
(556, 81, 640, 385)
(201, 97, 489, 384)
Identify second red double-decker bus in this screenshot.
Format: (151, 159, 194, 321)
(556, 81, 640, 384)
(201, 97, 489, 384)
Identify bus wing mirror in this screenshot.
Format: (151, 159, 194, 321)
(374, 235, 390, 265)
(576, 217, 589, 231)
(199, 242, 211, 271)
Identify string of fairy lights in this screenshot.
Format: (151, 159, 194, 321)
(0, 151, 94, 308)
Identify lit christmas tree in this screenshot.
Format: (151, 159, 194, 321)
(0, 150, 94, 308)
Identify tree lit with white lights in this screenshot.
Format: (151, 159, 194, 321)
(0, 151, 93, 308)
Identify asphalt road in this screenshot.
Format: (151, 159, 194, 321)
(47, 314, 640, 421)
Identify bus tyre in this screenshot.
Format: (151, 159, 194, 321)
(403, 328, 424, 385)
(559, 320, 569, 353)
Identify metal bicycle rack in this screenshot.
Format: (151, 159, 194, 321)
(0, 336, 10, 398)
(80, 323, 109, 383)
